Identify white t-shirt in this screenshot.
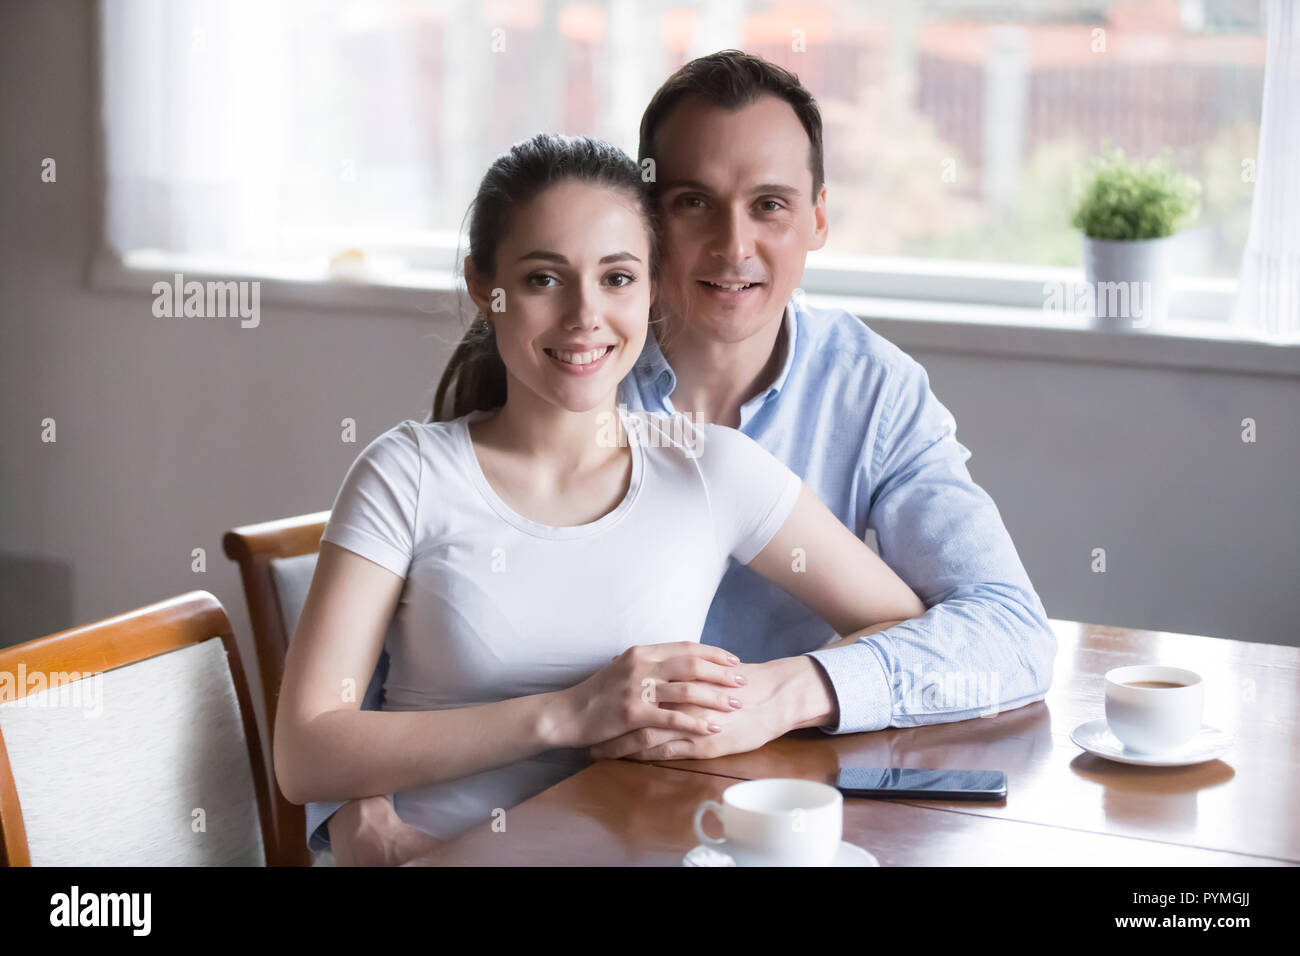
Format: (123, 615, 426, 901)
(320, 405, 802, 842)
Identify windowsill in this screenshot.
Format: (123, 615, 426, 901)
(89, 249, 1300, 379)
(808, 293, 1300, 378)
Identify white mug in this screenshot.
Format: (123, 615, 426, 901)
(692, 778, 842, 866)
(1104, 665, 1203, 753)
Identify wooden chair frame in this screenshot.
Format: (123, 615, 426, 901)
(222, 510, 328, 866)
(0, 590, 275, 867)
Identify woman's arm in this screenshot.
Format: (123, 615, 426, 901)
(273, 541, 741, 805)
(745, 484, 927, 637)
(582, 483, 925, 763)
(820, 620, 911, 650)
(274, 541, 559, 804)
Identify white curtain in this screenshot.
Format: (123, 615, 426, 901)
(1231, 0, 1300, 341)
(100, 0, 437, 268)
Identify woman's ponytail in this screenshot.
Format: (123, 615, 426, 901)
(432, 315, 506, 422)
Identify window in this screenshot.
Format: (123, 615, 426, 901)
(101, 0, 1265, 321)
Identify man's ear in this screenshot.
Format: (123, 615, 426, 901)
(808, 185, 829, 251)
(464, 255, 493, 314)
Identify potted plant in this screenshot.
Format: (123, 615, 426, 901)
(1070, 147, 1201, 330)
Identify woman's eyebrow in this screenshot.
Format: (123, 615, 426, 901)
(517, 250, 567, 263)
(516, 250, 641, 265)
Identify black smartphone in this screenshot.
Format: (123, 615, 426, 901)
(835, 767, 1007, 800)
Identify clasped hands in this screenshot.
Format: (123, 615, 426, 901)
(573, 641, 800, 762)
(326, 641, 813, 865)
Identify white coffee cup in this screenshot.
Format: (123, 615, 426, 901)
(692, 778, 842, 866)
(1104, 665, 1204, 753)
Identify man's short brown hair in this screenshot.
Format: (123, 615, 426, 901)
(638, 49, 825, 201)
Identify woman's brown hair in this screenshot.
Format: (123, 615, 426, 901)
(431, 133, 659, 422)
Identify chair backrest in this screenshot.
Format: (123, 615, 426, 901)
(0, 591, 273, 866)
(223, 511, 327, 866)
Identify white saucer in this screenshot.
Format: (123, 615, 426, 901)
(1069, 717, 1234, 766)
(682, 841, 878, 867)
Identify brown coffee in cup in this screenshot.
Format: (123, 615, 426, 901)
(1105, 666, 1204, 752)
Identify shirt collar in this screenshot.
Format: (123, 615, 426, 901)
(636, 299, 799, 406)
(756, 299, 799, 403)
(634, 318, 674, 392)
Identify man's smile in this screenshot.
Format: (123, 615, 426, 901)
(698, 279, 763, 290)
(696, 278, 766, 300)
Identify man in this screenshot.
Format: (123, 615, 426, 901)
(309, 50, 1056, 865)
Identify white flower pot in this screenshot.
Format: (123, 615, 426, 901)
(1081, 234, 1175, 331)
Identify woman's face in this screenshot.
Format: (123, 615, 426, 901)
(468, 179, 653, 415)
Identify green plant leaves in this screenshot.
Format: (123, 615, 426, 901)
(1070, 147, 1202, 240)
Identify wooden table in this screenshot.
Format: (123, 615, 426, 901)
(411, 620, 1300, 866)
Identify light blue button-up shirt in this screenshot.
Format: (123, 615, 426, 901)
(616, 297, 1056, 734)
(306, 296, 1056, 851)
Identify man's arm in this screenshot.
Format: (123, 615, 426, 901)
(802, 355, 1057, 734)
(591, 356, 1056, 763)
(303, 645, 390, 851)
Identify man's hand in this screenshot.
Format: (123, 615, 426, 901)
(327, 795, 442, 867)
(588, 654, 837, 761)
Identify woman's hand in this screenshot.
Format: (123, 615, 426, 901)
(544, 642, 748, 749)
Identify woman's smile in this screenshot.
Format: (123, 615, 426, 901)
(543, 343, 616, 374)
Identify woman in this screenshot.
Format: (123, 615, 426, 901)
(274, 133, 926, 848)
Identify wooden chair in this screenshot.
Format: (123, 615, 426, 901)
(222, 510, 329, 866)
(0, 591, 274, 866)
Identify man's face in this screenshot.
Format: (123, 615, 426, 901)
(652, 93, 828, 344)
